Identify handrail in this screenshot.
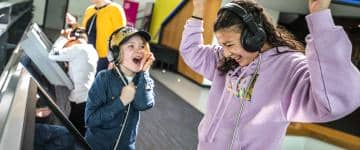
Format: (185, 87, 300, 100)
(0, 48, 29, 150)
(0, 45, 22, 93)
(287, 123, 360, 149)
(158, 0, 188, 43)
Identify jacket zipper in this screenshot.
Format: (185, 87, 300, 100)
(229, 54, 261, 149)
(229, 99, 246, 150)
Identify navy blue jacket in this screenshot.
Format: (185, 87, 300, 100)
(85, 69, 154, 150)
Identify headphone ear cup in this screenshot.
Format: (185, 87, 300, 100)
(110, 46, 120, 61)
(241, 28, 253, 52)
(241, 27, 266, 52)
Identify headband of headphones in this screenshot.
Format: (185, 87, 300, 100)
(220, 3, 260, 36)
(218, 2, 267, 52)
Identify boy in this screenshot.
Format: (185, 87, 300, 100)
(85, 26, 155, 150)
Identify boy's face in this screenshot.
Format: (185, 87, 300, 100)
(118, 35, 149, 73)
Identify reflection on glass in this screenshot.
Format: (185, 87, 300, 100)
(33, 88, 85, 150)
(21, 54, 90, 149)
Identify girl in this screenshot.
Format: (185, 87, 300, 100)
(180, 0, 360, 149)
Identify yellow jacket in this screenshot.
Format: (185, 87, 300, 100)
(82, 3, 126, 58)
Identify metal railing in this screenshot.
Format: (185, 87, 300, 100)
(0, 46, 32, 150)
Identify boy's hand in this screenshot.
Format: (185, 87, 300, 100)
(120, 82, 136, 105)
(308, 0, 331, 13)
(141, 52, 155, 72)
(107, 62, 114, 70)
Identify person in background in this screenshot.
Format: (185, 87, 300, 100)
(180, 0, 360, 149)
(66, 0, 127, 74)
(85, 26, 155, 150)
(49, 27, 98, 135)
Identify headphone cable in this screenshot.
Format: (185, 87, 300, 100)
(229, 53, 261, 150)
(113, 64, 131, 150)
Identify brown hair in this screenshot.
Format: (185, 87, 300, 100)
(214, 0, 304, 73)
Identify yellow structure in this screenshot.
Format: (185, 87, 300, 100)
(149, 0, 182, 42)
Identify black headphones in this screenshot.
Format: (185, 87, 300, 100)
(108, 27, 125, 63)
(219, 2, 267, 52)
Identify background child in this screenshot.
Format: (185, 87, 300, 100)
(85, 26, 155, 150)
(66, 0, 127, 73)
(180, 0, 360, 149)
(49, 27, 98, 135)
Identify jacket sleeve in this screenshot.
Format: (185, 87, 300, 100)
(281, 10, 360, 122)
(132, 72, 155, 111)
(179, 19, 223, 81)
(48, 37, 74, 61)
(85, 72, 125, 128)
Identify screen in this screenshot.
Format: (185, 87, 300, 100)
(19, 23, 74, 89)
(31, 23, 53, 51)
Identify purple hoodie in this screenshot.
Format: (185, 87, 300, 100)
(180, 9, 360, 150)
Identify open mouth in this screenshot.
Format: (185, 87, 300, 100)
(230, 56, 242, 63)
(132, 57, 143, 65)
(234, 57, 242, 63)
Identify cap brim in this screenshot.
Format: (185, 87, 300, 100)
(133, 31, 151, 42)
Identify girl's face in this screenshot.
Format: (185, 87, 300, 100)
(215, 28, 258, 67)
(118, 35, 149, 74)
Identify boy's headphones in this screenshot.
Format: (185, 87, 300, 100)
(108, 27, 125, 63)
(219, 3, 267, 52)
